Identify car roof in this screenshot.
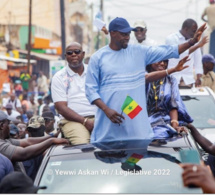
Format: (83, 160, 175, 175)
(47, 135, 197, 157)
(179, 86, 215, 97)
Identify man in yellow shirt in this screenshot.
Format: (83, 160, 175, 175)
(20, 71, 31, 92)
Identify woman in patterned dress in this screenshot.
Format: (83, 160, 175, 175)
(146, 59, 193, 139)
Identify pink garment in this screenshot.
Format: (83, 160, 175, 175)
(21, 100, 29, 110)
(15, 84, 23, 91)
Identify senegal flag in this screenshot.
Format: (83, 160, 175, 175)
(126, 153, 144, 164)
(121, 96, 142, 119)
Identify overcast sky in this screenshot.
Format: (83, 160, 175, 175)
(87, 0, 209, 44)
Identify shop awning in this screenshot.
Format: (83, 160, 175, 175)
(0, 55, 36, 64)
(19, 50, 60, 61)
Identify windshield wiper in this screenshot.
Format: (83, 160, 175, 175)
(182, 96, 199, 101)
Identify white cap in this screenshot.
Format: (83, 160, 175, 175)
(133, 20, 147, 29)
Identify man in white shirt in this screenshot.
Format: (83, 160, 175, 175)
(37, 71, 48, 96)
(51, 42, 96, 145)
(3, 93, 22, 113)
(166, 18, 207, 87)
(4, 104, 21, 122)
(131, 20, 157, 46)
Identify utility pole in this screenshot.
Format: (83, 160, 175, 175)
(90, 3, 94, 54)
(95, 0, 104, 50)
(60, 0, 66, 60)
(27, 0, 32, 73)
(100, 0, 105, 47)
(100, 0, 103, 18)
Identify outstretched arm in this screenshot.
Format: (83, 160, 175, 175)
(187, 124, 215, 155)
(19, 136, 55, 147)
(11, 138, 69, 161)
(19, 128, 67, 147)
(145, 56, 189, 83)
(189, 36, 208, 54)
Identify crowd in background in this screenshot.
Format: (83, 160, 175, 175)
(0, 1, 215, 193)
(0, 69, 60, 138)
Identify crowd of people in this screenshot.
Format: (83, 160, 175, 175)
(1, 2, 215, 192)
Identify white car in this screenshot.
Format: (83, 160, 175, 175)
(180, 86, 215, 144)
(35, 138, 202, 194)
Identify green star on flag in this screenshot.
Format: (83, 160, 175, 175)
(121, 96, 142, 119)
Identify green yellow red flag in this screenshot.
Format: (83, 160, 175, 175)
(126, 153, 144, 164)
(121, 96, 142, 119)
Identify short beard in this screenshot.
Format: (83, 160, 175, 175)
(122, 44, 128, 49)
(68, 62, 82, 69)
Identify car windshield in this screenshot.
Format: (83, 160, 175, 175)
(182, 95, 215, 129)
(37, 139, 201, 194)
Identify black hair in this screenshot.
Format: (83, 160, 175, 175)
(146, 60, 169, 73)
(182, 18, 197, 29)
(146, 65, 152, 73)
(27, 126, 45, 137)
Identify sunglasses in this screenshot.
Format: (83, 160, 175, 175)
(136, 28, 146, 32)
(66, 50, 82, 55)
(118, 32, 131, 37)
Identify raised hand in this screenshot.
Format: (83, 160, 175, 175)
(197, 36, 209, 48)
(174, 56, 190, 72)
(192, 23, 207, 44)
(101, 26, 109, 35)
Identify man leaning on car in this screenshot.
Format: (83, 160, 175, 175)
(0, 111, 69, 174)
(51, 42, 96, 145)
